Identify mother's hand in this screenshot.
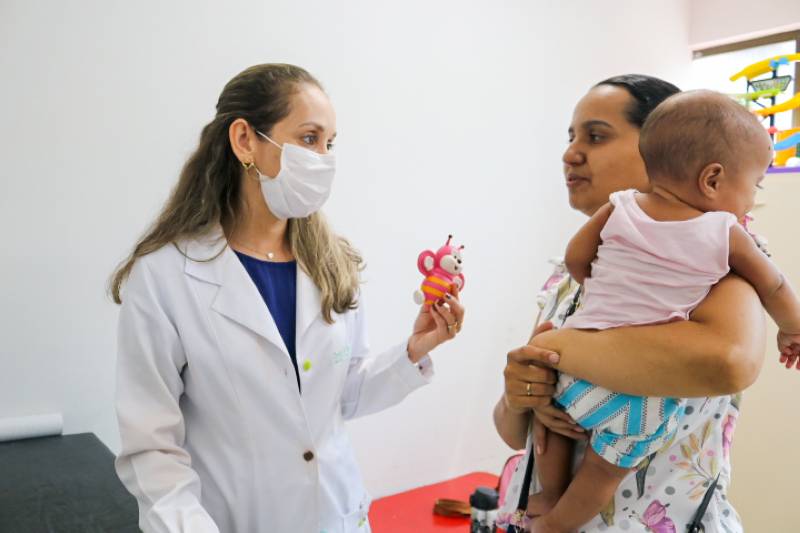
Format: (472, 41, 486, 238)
(407, 286, 465, 362)
(503, 322, 561, 413)
(507, 323, 587, 453)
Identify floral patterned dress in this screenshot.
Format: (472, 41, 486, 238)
(497, 261, 745, 533)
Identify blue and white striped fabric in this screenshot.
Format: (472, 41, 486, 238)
(555, 375, 684, 468)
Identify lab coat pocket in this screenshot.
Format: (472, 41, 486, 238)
(340, 492, 371, 532)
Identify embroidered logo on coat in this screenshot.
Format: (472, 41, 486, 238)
(332, 344, 352, 364)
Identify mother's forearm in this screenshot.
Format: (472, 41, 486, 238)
(493, 396, 531, 450)
(536, 276, 767, 397)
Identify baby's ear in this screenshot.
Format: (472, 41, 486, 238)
(698, 162, 724, 198)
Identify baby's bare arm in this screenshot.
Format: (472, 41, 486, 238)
(729, 224, 800, 334)
(564, 203, 613, 285)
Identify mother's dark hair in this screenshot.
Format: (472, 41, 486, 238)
(595, 74, 681, 128)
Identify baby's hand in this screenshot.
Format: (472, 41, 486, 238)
(777, 331, 800, 370)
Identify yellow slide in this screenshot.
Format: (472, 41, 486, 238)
(755, 92, 800, 116)
(728, 88, 782, 102)
(730, 53, 800, 81)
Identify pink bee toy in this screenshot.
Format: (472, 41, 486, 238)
(414, 235, 465, 307)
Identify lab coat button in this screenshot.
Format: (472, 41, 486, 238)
(303, 450, 315, 462)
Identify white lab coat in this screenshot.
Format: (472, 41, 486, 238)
(114, 230, 433, 533)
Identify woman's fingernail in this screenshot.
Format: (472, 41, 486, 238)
(536, 445, 542, 455)
(548, 352, 560, 364)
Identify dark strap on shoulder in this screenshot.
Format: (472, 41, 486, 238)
(506, 282, 584, 533)
(515, 441, 536, 512)
(512, 283, 582, 518)
(686, 474, 720, 533)
(563, 285, 582, 321)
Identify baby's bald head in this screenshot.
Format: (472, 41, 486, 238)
(639, 90, 770, 186)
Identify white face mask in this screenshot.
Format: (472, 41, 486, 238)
(253, 130, 336, 219)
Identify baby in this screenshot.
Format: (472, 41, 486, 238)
(530, 90, 800, 533)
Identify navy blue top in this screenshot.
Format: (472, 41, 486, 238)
(234, 252, 300, 391)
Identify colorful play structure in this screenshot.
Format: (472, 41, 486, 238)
(730, 53, 800, 167)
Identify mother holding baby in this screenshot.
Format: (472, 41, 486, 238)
(494, 75, 766, 532)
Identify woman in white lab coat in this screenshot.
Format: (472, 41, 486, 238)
(109, 63, 465, 533)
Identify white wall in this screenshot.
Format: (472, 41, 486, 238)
(728, 171, 800, 532)
(689, 0, 800, 48)
(0, 0, 692, 498)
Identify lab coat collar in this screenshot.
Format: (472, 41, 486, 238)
(181, 227, 323, 352)
(296, 263, 323, 339)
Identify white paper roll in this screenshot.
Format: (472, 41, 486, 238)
(0, 413, 63, 443)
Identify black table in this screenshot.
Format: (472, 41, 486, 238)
(0, 433, 139, 532)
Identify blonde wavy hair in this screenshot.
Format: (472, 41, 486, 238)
(109, 64, 363, 323)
